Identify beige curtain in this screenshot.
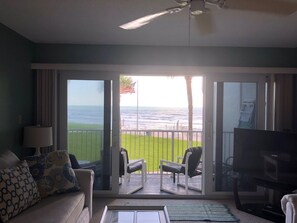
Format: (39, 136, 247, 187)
(274, 74, 294, 131)
(36, 69, 58, 153)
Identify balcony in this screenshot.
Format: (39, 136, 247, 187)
(68, 129, 234, 194)
(121, 130, 203, 174)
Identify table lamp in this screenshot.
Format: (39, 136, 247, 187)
(23, 126, 53, 156)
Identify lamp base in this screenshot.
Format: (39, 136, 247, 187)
(35, 147, 41, 156)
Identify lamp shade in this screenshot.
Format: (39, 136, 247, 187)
(23, 126, 53, 148)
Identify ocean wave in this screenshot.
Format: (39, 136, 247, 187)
(68, 105, 203, 130)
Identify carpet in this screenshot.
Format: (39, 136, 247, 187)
(166, 204, 239, 222)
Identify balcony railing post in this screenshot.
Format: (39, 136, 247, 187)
(69, 129, 223, 174)
(171, 131, 174, 162)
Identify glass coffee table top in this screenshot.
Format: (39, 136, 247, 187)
(100, 206, 170, 223)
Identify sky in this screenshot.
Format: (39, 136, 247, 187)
(121, 76, 203, 108)
(68, 80, 104, 106)
(68, 76, 203, 108)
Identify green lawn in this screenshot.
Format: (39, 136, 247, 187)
(68, 123, 102, 130)
(68, 123, 202, 172)
(121, 133, 201, 172)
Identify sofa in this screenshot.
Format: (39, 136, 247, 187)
(281, 194, 297, 223)
(0, 150, 94, 223)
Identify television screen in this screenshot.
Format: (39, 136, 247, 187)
(233, 128, 297, 178)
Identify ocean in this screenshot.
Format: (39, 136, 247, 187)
(68, 105, 203, 130)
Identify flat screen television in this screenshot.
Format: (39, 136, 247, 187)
(233, 128, 297, 180)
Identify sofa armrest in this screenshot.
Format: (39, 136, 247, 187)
(281, 194, 297, 223)
(74, 169, 94, 219)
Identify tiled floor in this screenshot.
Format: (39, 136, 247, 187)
(95, 174, 278, 223)
(119, 173, 202, 195)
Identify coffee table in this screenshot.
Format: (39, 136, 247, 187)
(100, 205, 170, 223)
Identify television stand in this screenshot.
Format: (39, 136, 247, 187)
(233, 177, 286, 223)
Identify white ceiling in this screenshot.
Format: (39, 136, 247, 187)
(1, 0, 297, 47)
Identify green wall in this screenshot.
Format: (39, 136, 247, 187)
(1, 23, 297, 157)
(33, 43, 297, 131)
(0, 24, 34, 157)
(34, 44, 297, 67)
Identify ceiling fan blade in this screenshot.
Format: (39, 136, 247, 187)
(225, 0, 297, 15)
(119, 5, 187, 30)
(119, 11, 169, 30)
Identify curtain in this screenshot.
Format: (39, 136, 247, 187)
(274, 74, 294, 131)
(36, 69, 58, 153)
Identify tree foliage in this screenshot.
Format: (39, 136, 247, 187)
(120, 76, 135, 94)
(120, 76, 133, 87)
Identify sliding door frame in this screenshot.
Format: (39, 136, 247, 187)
(203, 73, 268, 195)
(59, 70, 120, 195)
(32, 63, 295, 198)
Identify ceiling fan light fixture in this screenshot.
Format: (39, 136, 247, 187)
(175, 0, 189, 6)
(190, 0, 209, 16)
(167, 6, 185, 14)
(191, 9, 204, 15)
(205, 0, 226, 8)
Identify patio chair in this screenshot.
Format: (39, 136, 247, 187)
(119, 148, 146, 194)
(69, 153, 104, 189)
(69, 153, 98, 172)
(160, 147, 202, 194)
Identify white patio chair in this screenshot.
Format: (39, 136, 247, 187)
(119, 148, 146, 194)
(160, 147, 202, 194)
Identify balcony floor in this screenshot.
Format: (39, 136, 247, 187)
(119, 173, 202, 195)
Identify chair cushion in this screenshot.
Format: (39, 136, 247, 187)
(0, 161, 40, 222)
(127, 162, 143, 173)
(120, 148, 144, 175)
(161, 147, 202, 176)
(119, 148, 129, 176)
(69, 154, 81, 169)
(181, 147, 202, 175)
(162, 163, 182, 173)
(189, 147, 202, 174)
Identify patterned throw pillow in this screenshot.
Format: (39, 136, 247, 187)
(25, 151, 80, 198)
(0, 161, 40, 222)
(0, 150, 20, 170)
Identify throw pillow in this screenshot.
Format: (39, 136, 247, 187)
(0, 150, 20, 170)
(0, 160, 40, 222)
(25, 151, 80, 198)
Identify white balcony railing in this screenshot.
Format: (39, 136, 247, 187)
(68, 129, 234, 174)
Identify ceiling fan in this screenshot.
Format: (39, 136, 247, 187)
(119, 0, 297, 30)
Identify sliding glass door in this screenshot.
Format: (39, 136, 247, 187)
(203, 73, 268, 194)
(59, 71, 120, 193)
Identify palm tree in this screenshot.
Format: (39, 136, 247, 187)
(119, 76, 136, 131)
(185, 76, 193, 146)
(120, 76, 135, 94)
